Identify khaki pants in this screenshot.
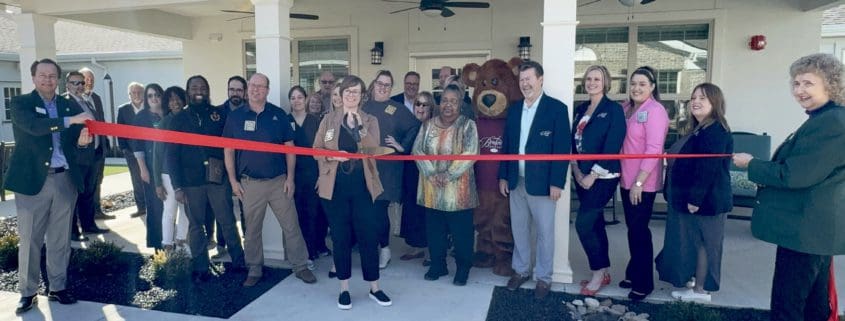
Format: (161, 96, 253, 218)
(241, 175, 308, 276)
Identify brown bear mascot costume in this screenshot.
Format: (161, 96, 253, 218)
(462, 57, 523, 277)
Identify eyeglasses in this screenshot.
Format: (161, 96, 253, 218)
(441, 98, 459, 105)
(147, 93, 161, 98)
(374, 81, 392, 88)
(68, 81, 85, 86)
(343, 89, 362, 96)
(320, 80, 335, 85)
(414, 101, 430, 107)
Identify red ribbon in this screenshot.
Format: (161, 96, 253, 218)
(85, 120, 730, 161)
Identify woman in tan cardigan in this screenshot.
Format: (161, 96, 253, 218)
(313, 75, 391, 310)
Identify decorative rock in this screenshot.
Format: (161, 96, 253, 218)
(584, 297, 600, 308)
(572, 299, 584, 306)
(600, 299, 613, 307)
(566, 302, 576, 310)
(623, 311, 637, 318)
(611, 304, 627, 314)
(577, 306, 587, 315)
(637, 313, 650, 319)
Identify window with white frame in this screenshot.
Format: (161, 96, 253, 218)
(3, 87, 22, 121)
(574, 23, 711, 147)
(244, 37, 350, 94)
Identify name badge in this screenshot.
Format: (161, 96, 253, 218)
(385, 105, 397, 115)
(244, 120, 256, 132)
(290, 121, 296, 131)
(637, 111, 648, 123)
(324, 128, 335, 142)
(35, 107, 47, 115)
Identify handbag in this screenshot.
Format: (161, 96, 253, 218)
(205, 157, 224, 184)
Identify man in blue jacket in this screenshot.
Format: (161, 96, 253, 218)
(498, 60, 571, 299)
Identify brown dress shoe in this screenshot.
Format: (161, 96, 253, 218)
(242, 276, 261, 287)
(534, 280, 551, 299)
(506, 274, 530, 291)
(295, 269, 317, 284)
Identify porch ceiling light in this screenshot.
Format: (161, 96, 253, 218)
(574, 45, 597, 62)
(422, 8, 441, 17)
(371, 41, 384, 65)
(518, 36, 532, 61)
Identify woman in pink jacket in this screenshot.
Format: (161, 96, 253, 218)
(618, 66, 669, 301)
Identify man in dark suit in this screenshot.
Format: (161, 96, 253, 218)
(497, 60, 571, 299)
(116, 82, 147, 217)
(5, 59, 94, 314)
(80, 67, 113, 221)
(390, 71, 420, 113)
(63, 71, 110, 240)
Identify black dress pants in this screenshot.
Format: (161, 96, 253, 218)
(73, 159, 101, 232)
(323, 184, 380, 282)
(295, 182, 329, 258)
(183, 184, 245, 272)
(620, 188, 657, 294)
(374, 200, 391, 248)
(575, 178, 619, 271)
(141, 177, 164, 249)
(771, 246, 831, 321)
(123, 149, 146, 212)
(426, 208, 474, 275)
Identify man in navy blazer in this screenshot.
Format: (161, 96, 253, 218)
(497, 60, 571, 299)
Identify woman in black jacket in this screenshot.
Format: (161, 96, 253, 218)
(571, 65, 627, 296)
(132, 83, 167, 250)
(656, 83, 733, 302)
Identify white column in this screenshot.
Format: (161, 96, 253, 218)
(252, 0, 293, 112)
(16, 13, 56, 93)
(543, 0, 578, 284)
(250, 0, 293, 262)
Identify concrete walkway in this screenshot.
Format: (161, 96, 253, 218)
(0, 170, 843, 320)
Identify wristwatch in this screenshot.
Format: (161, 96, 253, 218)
(635, 181, 644, 187)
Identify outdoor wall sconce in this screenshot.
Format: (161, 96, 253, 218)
(518, 36, 532, 60)
(371, 42, 384, 65)
(749, 35, 767, 51)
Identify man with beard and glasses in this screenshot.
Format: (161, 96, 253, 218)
(363, 70, 421, 269)
(211, 75, 249, 260)
(166, 75, 246, 282)
(317, 71, 336, 114)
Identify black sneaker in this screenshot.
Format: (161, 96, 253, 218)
(337, 291, 351, 310)
(47, 290, 77, 304)
(369, 290, 392, 306)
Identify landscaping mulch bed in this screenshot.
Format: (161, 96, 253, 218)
(486, 286, 770, 321)
(0, 249, 291, 318)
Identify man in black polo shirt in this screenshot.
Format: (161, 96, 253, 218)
(166, 75, 246, 282)
(223, 73, 316, 287)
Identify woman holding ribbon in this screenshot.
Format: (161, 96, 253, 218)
(313, 75, 392, 309)
(131, 83, 167, 251)
(656, 83, 733, 303)
(571, 65, 627, 296)
(618, 66, 669, 301)
(413, 84, 479, 286)
(733, 53, 845, 321)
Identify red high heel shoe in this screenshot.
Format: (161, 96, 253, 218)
(579, 273, 611, 287)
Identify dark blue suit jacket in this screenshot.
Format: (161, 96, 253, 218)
(498, 93, 571, 196)
(390, 93, 406, 106)
(571, 95, 626, 176)
(667, 122, 733, 215)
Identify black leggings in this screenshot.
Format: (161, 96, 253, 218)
(620, 187, 656, 294)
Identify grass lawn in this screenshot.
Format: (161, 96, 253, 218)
(104, 165, 129, 176)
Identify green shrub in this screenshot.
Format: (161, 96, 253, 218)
(149, 248, 192, 289)
(0, 234, 19, 271)
(70, 240, 128, 276)
(654, 301, 722, 321)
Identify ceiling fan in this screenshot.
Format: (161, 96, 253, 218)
(383, 0, 490, 18)
(578, 0, 655, 8)
(221, 10, 319, 21)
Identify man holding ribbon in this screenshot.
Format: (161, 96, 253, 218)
(223, 73, 317, 287)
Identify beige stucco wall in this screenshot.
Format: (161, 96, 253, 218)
(184, 0, 823, 149)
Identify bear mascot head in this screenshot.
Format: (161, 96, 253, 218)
(460, 57, 523, 277)
(461, 57, 524, 119)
